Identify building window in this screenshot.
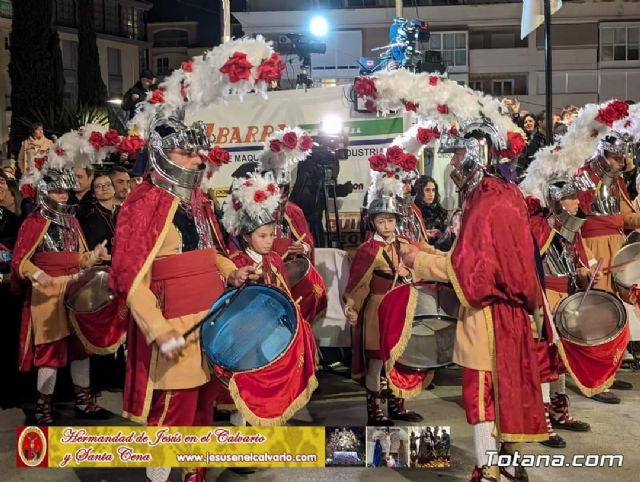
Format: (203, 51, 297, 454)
(122, 7, 142, 40)
(104, 0, 120, 36)
(157, 57, 170, 75)
(492, 79, 514, 97)
(426, 32, 467, 68)
(154, 29, 189, 48)
(601, 25, 639, 62)
(468, 80, 482, 92)
(108, 48, 123, 97)
(56, 0, 76, 28)
(61, 39, 78, 107)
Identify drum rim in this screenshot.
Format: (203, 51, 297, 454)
(64, 267, 115, 314)
(554, 288, 626, 346)
(199, 283, 299, 373)
(284, 256, 311, 287)
(612, 242, 640, 289)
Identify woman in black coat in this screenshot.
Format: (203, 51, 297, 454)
(414, 176, 448, 245)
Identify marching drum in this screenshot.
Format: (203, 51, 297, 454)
(284, 256, 327, 323)
(380, 282, 460, 371)
(200, 284, 298, 379)
(554, 289, 626, 346)
(65, 266, 126, 354)
(611, 241, 640, 303)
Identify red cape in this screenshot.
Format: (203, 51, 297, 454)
(449, 176, 547, 441)
(229, 250, 290, 290)
(284, 201, 315, 261)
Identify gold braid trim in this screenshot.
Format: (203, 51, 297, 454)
(540, 229, 556, 256)
(122, 344, 159, 424)
(555, 340, 615, 397)
(228, 373, 319, 427)
(68, 310, 126, 355)
(384, 286, 422, 399)
(445, 244, 472, 310)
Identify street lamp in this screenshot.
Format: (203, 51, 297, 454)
(310, 16, 329, 37)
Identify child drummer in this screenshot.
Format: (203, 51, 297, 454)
(222, 173, 292, 295)
(344, 168, 424, 425)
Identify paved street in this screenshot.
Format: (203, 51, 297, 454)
(2, 366, 639, 482)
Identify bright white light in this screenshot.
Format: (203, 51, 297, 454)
(310, 16, 329, 37)
(321, 115, 343, 135)
(107, 98, 122, 105)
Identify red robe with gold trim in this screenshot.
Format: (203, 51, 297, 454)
(448, 176, 546, 441)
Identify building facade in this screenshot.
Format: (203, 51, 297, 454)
(233, 0, 640, 112)
(0, 0, 152, 144)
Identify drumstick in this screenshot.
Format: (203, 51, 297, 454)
(571, 258, 604, 315)
(282, 233, 308, 260)
(603, 257, 637, 273)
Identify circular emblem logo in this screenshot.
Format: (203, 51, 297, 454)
(18, 426, 47, 467)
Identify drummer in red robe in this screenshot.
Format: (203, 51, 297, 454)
(527, 178, 598, 449)
(575, 131, 639, 403)
(344, 163, 425, 426)
(109, 116, 256, 482)
(400, 121, 547, 482)
(12, 166, 111, 424)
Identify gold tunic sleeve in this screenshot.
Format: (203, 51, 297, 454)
(128, 269, 174, 346)
(622, 197, 640, 230)
(413, 251, 449, 283)
(215, 252, 237, 282)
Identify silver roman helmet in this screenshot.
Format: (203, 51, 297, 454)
(545, 176, 587, 242)
(239, 208, 276, 235)
(439, 119, 507, 195)
(591, 131, 636, 176)
(368, 195, 402, 218)
(37, 168, 79, 228)
(148, 114, 211, 201)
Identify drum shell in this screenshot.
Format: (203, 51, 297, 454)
(64, 266, 115, 314)
(200, 284, 299, 375)
(611, 242, 640, 303)
(554, 289, 626, 346)
(381, 282, 460, 371)
(285, 257, 310, 287)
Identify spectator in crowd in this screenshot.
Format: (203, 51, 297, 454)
(434, 209, 462, 252)
(109, 166, 131, 205)
(17, 122, 52, 176)
(69, 166, 95, 205)
(78, 172, 118, 254)
(441, 429, 451, 457)
(519, 113, 547, 175)
(414, 176, 448, 244)
(121, 69, 156, 119)
(3, 163, 17, 181)
(554, 105, 578, 139)
(0, 171, 24, 218)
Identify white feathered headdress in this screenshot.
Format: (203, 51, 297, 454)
(222, 172, 281, 236)
(259, 126, 314, 175)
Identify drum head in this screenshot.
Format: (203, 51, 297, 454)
(397, 315, 457, 370)
(625, 231, 640, 245)
(414, 283, 460, 320)
(554, 289, 626, 345)
(284, 257, 310, 287)
(64, 267, 115, 314)
(612, 242, 640, 289)
(200, 284, 298, 372)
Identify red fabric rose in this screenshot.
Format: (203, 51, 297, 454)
(449, 125, 459, 137)
(149, 88, 165, 104)
(243, 180, 254, 187)
(437, 104, 449, 114)
(595, 100, 629, 127)
(254, 190, 267, 203)
(398, 153, 417, 172)
(385, 145, 404, 164)
(34, 156, 46, 170)
(207, 146, 231, 167)
(104, 129, 120, 146)
(553, 146, 562, 152)
(499, 131, 527, 159)
(354, 77, 378, 99)
(182, 60, 193, 73)
(257, 53, 284, 83)
(20, 184, 36, 198)
(219, 52, 254, 83)
(404, 101, 418, 112)
(368, 153, 388, 172)
(118, 135, 145, 155)
(233, 199, 242, 210)
(269, 139, 282, 153)
(206, 171, 213, 180)
(416, 127, 440, 144)
(299, 134, 313, 151)
(89, 131, 106, 150)
(282, 131, 298, 150)
(54, 147, 65, 157)
(364, 99, 376, 112)
(428, 75, 438, 86)
(591, 129, 600, 138)
(267, 183, 277, 194)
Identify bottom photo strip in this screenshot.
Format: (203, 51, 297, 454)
(324, 426, 451, 468)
